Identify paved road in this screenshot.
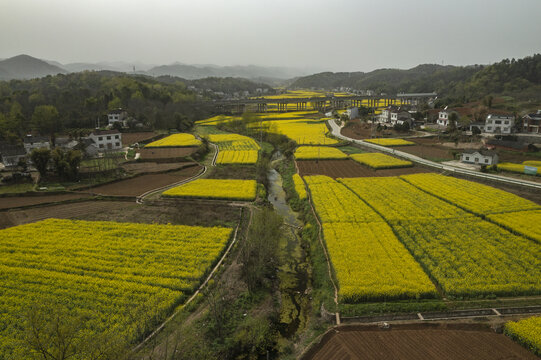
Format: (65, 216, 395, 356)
(328, 119, 541, 190)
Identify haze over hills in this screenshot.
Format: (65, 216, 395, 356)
(0, 54, 311, 83)
(0, 54, 66, 80)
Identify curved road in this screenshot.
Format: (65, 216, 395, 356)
(328, 119, 541, 190)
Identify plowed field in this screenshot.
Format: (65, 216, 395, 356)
(88, 165, 203, 196)
(121, 162, 198, 174)
(296, 159, 430, 178)
(307, 325, 537, 360)
(139, 146, 197, 160)
(0, 193, 89, 210)
(121, 131, 158, 145)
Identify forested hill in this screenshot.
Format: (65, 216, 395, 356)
(290, 54, 541, 102)
(156, 76, 275, 94)
(0, 71, 208, 142)
(289, 64, 482, 94)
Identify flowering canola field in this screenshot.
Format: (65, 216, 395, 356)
(260, 119, 338, 145)
(505, 316, 541, 356)
(294, 146, 348, 160)
(292, 173, 307, 200)
(340, 177, 541, 298)
(304, 175, 437, 302)
(364, 138, 414, 146)
(145, 133, 201, 147)
(0, 219, 232, 359)
(163, 179, 257, 200)
(207, 133, 260, 165)
(488, 210, 541, 243)
(402, 173, 540, 215)
(351, 153, 412, 169)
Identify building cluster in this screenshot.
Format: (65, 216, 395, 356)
(0, 110, 126, 168)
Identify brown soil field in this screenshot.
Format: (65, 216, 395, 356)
(297, 159, 431, 178)
(80, 199, 241, 228)
(307, 324, 537, 360)
(0, 199, 240, 229)
(121, 162, 198, 174)
(341, 120, 414, 140)
(139, 147, 197, 160)
(122, 131, 158, 146)
(0, 200, 134, 229)
(86, 166, 203, 196)
(391, 144, 456, 161)
(0, 193, 89, 210)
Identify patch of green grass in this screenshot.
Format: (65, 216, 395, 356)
(0, 182, 35, 194)
(338, 145, 366, 155)
(340, 300, 447, 317)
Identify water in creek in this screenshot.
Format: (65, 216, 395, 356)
(267, 168, 310, 339)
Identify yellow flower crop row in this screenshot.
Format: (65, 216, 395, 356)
(339, 177, 472, 222)
(206, 133, 260, 164)
(505, 316, 541, 356)
(0, 219, 232, 359)
(292, 173, 307, 200)
(488, 210, 541, 243)
(340, 176, 541, 298)
(163, 179, 257, 200)
(351, 153, 412, 169)
(261, 119, 338, 145)
(401, 173, 540, 215)
(364, 138, 414, 146)
(523, 160, 541, 167)
(217, 150, 259, 164)
(497, 162, 539, 175)
(304, 175, 437, 302)
(145, 133, 201, 147)
(294, 146, 348, 160)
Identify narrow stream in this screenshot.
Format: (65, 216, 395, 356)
(267, 167, 310, 339)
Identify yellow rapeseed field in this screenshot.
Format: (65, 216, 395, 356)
(292, 173, 307, 200)
(488, 210, 541, 243)
(145, 133, 201, 147)
(262, 119, 338, 145)
(505, 316, 541, 356)
(207, 133, 260, 164)
(163, 179, 257, 200)
(0, 219, 232, 359)
(294, 146, 348, 160)
(304, 175, 436, 302)
(351, 153, 412, 169)
(402, 173, 540, 215)
(340, 176, 541, 298)
(364, 138, 414, 146)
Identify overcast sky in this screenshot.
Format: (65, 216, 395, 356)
(1, 0, 541, 72)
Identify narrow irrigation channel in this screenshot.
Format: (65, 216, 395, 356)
(267, 167, 311, 339)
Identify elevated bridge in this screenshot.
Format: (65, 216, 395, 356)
(211, 92, 437, 113)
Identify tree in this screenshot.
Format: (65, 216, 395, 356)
(447, 112, 458, 132)
(30, 148, 51, 178)
(32, 105, 60, 146)
(51, 148, 82, 181)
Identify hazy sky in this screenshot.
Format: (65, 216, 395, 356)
(1, 0, 541, 72)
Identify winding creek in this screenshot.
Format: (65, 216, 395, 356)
(267, 166, 310, 339)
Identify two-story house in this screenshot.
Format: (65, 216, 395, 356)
(461, 149, 498, 166)
(107, 109, 127, 127)
(87, 130, 122, 152)
(523, 110, 541, 133)
(485, 114, 515, 134)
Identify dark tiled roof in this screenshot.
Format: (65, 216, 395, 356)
(462, 149, 497, 156)
(23, 135, 49, 143)
(91, 129, 121, 136)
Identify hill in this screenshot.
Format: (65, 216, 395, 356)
(0, 54, 67, 80)
(290, 64, 483, 95)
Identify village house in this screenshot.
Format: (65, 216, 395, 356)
(0, 143, 26, 167)
(485, 114, 515, 134)
(86, 129, 122, 152)
(22, 135, 50, 154)
(523, 110, 541, 133)
(461, 149, 499, 166)
(107, 109, 127, 127)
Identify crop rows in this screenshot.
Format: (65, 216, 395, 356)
(145, 133, 201, 147)
(364, 138, 414, 146)
(0, 219, 232, 359)
(304, 175, 437, 302)
(207, 133, 260, 164)
(163, 179, 257, 201)
(339, 177, 541, 298)
(292, 173, 307, 200)
(350, 153, 412, 169)
(294, 146, 348, 160)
